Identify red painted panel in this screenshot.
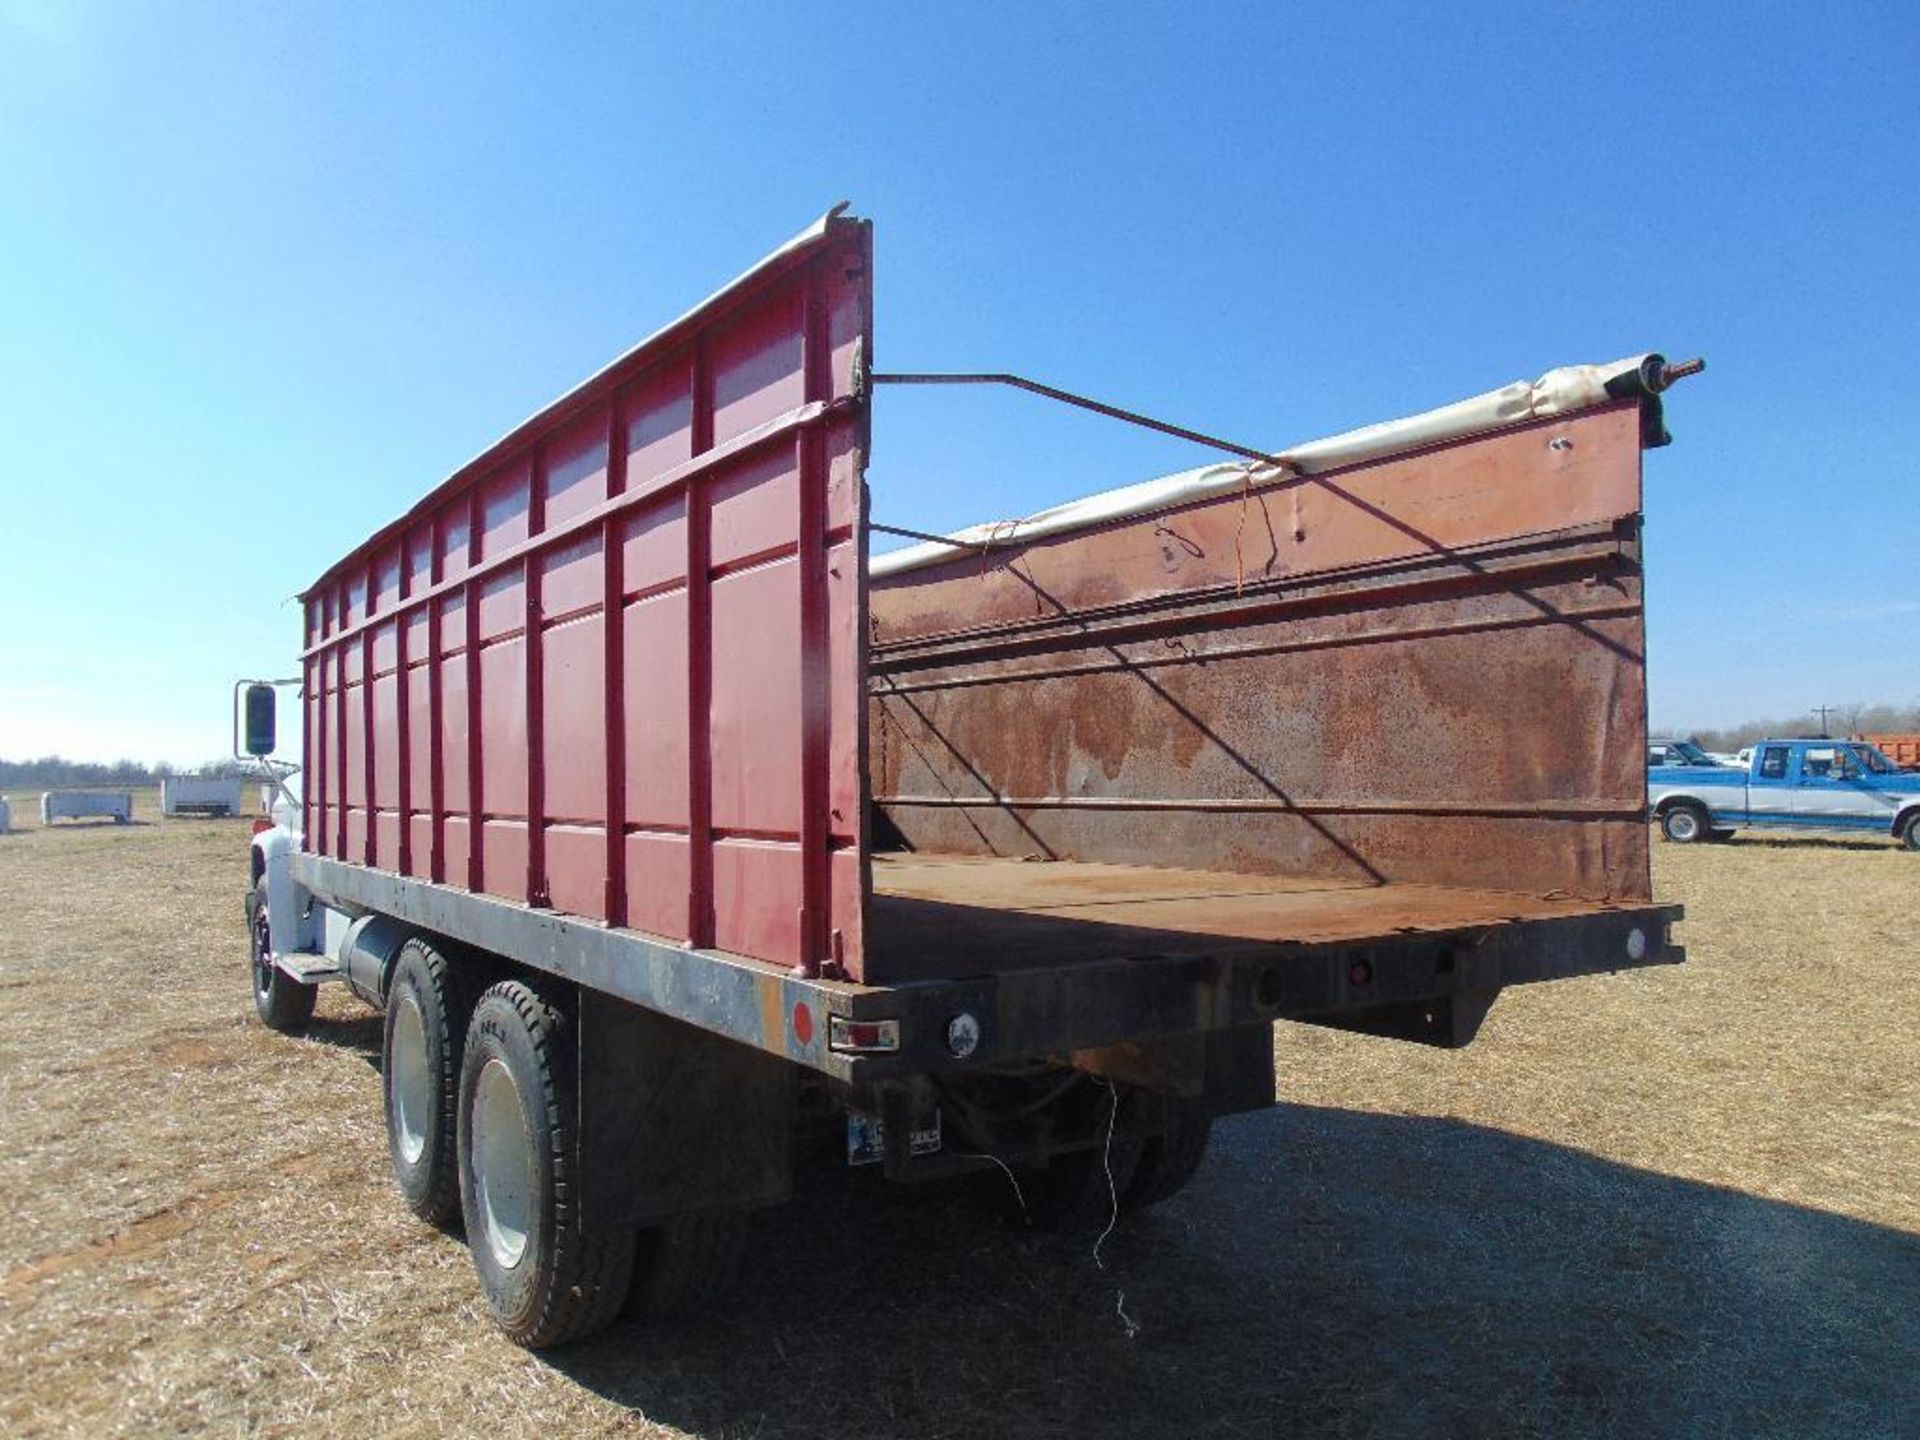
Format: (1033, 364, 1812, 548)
(831, 846, 862, 953)
(403, 608, 430, 668)
(345, 808, 368, 860)
(477, 568, 523, 642)
(408, 815, 433, 877)
(372, 671, 399, 807)
(544, 824, 606, 920)
(826, 536, 861, 841)
(374, 812, 402, 870)
(313, 651, 334, 852)
(711, 837, 802, 961)
(443, 816, 471, 889)
(406, 664, 432, 810)
(481, 820, 528, 902)
(343, 682, 366, 807)
(545, 409, 610, 528)
(542, 612, 605, 822)
(711, 290, 805, 445)
(625, 373, 694, 496)
(373, 549, 402, 616)
(624, 830, 691, 941)
(439, 647, 470, 813)
(621, 497, 688, 594)
(407, 528, 433, 588)
(709, 447, 800, 569)
(708, 556, 802, 835)
(438, 505, 472, 580)
(480, 464, 531, 558)
(436, 592, 467, 656)
(478, 637, 527, 820)
(622, 590, 690, 826)
(540, 533, 602, 620)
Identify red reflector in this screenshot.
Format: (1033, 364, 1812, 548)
(792, 1002, 814, 1046)
(827, 1016, 902, 1054)
(1349, 961, 1373, 987)
(251, 819, 274, 836)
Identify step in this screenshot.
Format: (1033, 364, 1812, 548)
(275, 952, 346, 984)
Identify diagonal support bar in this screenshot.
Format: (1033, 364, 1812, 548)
(870, 372, 1278, 464)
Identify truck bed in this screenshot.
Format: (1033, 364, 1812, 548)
(869, 853, 1631, 980)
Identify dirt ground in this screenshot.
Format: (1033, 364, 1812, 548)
(1, 792, 1914, 1439)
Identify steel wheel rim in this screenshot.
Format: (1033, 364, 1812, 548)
(253, 907, 273, 999)
(1671, 811, 1699, 841)
(471, 1058, 535, 1271)
(390, 994, 432, 1167)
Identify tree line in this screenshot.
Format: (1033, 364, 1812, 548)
(1680, 701, 1920, 753)
(0, 757, 259, 789)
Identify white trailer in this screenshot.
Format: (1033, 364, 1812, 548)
(41, 791, 133, 824)
(161, 776, 246, 817)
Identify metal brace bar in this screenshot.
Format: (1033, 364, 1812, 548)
(870, 372, 1279, 464)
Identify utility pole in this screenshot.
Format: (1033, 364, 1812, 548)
(1813, 704, 1834, 738)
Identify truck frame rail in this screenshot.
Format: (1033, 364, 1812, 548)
(292, 849, 1682, 1083)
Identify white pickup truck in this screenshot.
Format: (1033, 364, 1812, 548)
(1649, 738, 1920, 848)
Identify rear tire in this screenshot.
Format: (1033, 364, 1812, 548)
(1122, 1099, 1212, 1211)
(385, 938, 470, 1227)
(249, 877, 315, 1034)
(1901, 813, 1920, 852)
(1660, 803, 1709, 844)
(458, 981, 634, 1348)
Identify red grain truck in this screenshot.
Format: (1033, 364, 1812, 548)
(243, 205, 1692, 1348)
(1856, 733, 1920, 771)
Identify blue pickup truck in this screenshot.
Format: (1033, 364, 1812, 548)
(1649, 738, 1920, 849)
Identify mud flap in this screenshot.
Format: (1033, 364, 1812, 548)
(577, 991, 794, 1232)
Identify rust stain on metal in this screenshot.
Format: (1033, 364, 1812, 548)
(864, 402, 1655, 950)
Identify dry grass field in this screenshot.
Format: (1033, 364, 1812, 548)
(1, 791, 1915, 1439)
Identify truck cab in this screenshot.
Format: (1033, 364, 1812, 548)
(1646, 739, 1730, 769)
(1650, 738, 1920, 848)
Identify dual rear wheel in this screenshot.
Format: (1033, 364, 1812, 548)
(379, 956, 746, 1348)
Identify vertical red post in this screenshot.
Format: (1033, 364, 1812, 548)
(427, 526, 445, 884)
(361, 569, 376, 869)
(602, 395, 629, 927)
(334, 592, 349, 860)
(795, 268, 831, 977)
(395, 552, 413, 877)
(686, 340, 715, 949)
(525, 446, 548, 908)
(465, 490, 485, 893)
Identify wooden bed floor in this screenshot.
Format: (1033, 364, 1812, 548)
(866, 853, 1628, 980)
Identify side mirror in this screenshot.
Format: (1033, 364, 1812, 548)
(244, 684, 277, 757)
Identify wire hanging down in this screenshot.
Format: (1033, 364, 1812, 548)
(869, 372, 1279, 464)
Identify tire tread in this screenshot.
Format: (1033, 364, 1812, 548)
(464, 980, 634, 1349)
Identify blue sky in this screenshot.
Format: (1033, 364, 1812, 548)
(1, 2, 1914, 764)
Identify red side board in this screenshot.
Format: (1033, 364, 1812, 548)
(302, 213, 873, 978)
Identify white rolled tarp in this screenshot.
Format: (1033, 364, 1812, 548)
(869, 354, 1660, 579)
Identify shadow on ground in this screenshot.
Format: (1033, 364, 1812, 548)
(302, 1012, 384, 1071)
(548, 1104, 1919, 1440)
